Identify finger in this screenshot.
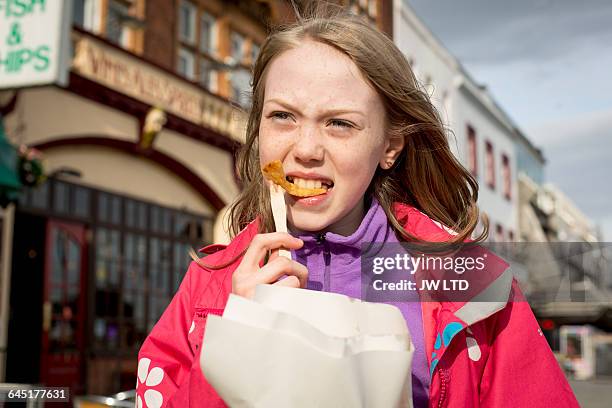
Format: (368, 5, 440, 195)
(256, 257, 308, 289)
(242, 233, 302, 267)
(273, 275, 300, 288)
(268, 248, 292, 263)
(244, 232, 301, 266)
(269, 248, 278, 262)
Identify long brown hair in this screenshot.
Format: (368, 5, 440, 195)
(227, 6, 487, 245)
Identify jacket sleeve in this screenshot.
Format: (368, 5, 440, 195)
(479, 280, 580, 407)
(136, 262, 199, 408)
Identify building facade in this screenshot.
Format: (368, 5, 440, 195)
(393, 0, 543, 242)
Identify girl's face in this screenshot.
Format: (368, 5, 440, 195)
(259, 40, 400, 235)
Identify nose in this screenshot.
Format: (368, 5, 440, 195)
(292, 123, 325, 163)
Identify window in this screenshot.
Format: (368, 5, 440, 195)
(495, 224, 504, 242)
(74, 1, 142, 50)
(228, 30, 252, 107)
(177, 5, 220, 91)
(485, 140, 495, 189)
(53, 181, 69, 214)
(19, 181, 49, 209)
(98, 192, 122, 224)
(50, 180, 92, 218)
(106, 0, 130, 46)
(250, 42, 260, 65)
(507, 230, 516, 256)
(69, 0, 142, 51)
(74, 186, 91, 218)
(95, 227, 122, 350)
(90, 193, 212, 350)
(73, 0, 101, 32)
(73, 0, 85, 26)
(178, 0, 196, 44)
(178, 48, 195, 80)
(175, 5, 262, 101)
(149, 238, 172, 327)
(230, 68, 252, 107)
(467, 125, 477, 176)
(200, 11, 216, 55)
(48, 228, 82, 352)
(122, 232, 147, 349)
(200, 58, 218, 92)
(30, 185, 214, 352)
(502, 153, 511, 200)
(230, 31, 245, 64)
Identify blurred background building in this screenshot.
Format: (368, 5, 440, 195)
(393, 0, 612, 380)
(0, 0, 609, 401)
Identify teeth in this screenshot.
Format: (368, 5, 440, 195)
(291, 177, 329, 190)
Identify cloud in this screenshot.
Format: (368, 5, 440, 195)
(405, 0, 612, 240)
(527, 108, 612, 146)
(526, 109, 612, 237)
(407, 0, 612, 65)
(461, 47, 612, 127)
(406, 0, 612, 125)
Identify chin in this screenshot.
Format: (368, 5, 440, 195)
(287, 211, 333, 233)
(289, 219, 330, 233)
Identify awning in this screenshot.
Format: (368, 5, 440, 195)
(0, 117, 22, 206)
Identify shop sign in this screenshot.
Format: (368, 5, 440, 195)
(0, 0, 72, 89)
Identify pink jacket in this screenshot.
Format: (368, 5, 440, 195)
(136, 203, 580, 407)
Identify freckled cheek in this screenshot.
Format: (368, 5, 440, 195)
(258, 127, 290, 163)
(330, 165, 372, 199)
(330, 143, 381, 181)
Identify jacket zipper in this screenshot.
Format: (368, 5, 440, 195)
(316, 233, 331, 291)
(436, 368, 448, 408)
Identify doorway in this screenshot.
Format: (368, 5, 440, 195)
(6, 214, 88, 395)
(40, 220, 87, 393)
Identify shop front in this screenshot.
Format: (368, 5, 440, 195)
(7, 177, 214, 393)
(1, 28, 244, 395)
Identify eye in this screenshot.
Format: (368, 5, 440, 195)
(269, 111, 293, 121)
(328, 119, 353, 129)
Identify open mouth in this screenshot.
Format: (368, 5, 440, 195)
(285, 176, 334, 193)
(261, 160, 333, 198)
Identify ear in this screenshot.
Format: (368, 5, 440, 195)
(379, 133, 405, 170)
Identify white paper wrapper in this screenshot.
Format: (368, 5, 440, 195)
(201, 284, 414, 408)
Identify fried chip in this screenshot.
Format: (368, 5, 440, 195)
(262, 160, 328, 198)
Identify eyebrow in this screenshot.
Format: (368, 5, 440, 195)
(264, 98, 365, 117)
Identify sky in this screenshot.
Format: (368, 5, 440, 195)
(406, 0, 612, 240)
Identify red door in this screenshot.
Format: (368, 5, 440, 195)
(40, 220, 87, 393)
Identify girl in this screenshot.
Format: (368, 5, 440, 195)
(136, 9, 579, 408)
